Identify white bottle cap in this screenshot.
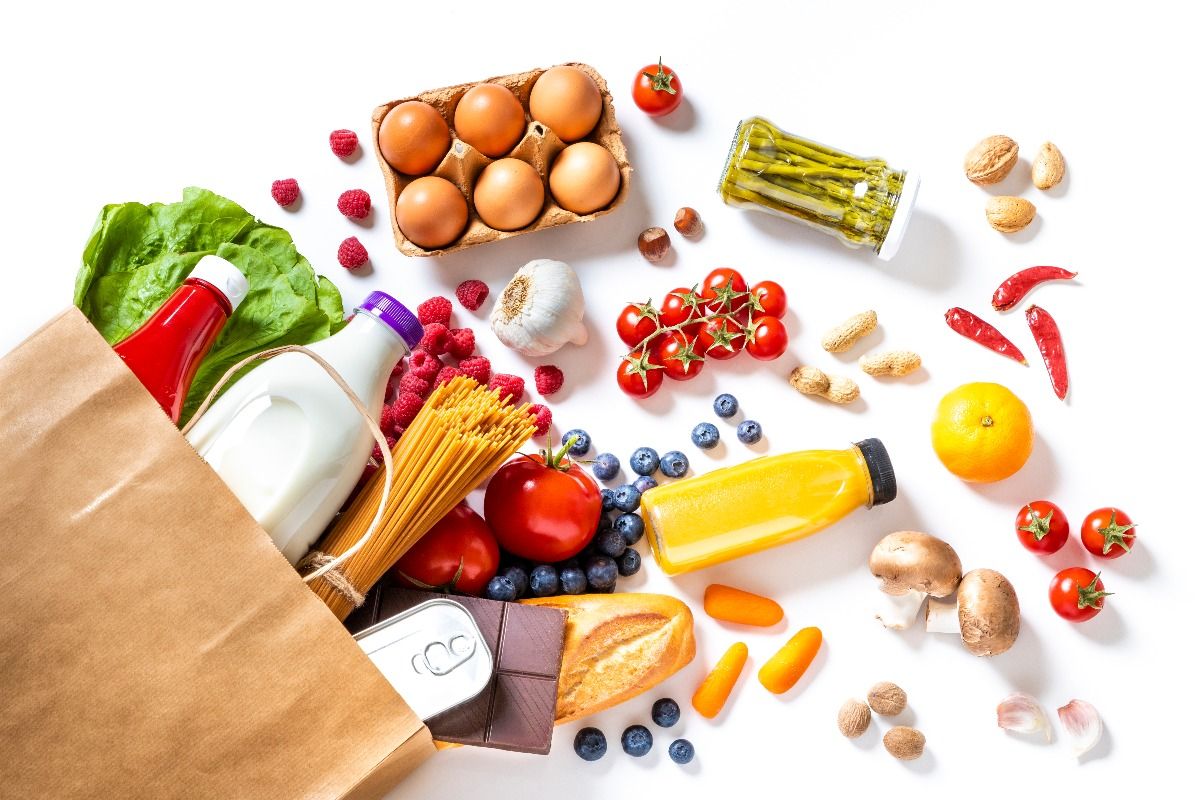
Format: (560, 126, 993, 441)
(189, 255, 250, 312)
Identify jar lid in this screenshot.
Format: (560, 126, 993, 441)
(877, 173, 921, 262)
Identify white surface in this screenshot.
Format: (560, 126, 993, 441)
(1, 1, 1191, 795)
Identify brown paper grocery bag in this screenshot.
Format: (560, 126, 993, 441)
(0, 308, 434, 799)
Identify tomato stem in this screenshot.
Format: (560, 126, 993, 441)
(1076, 573, 1113, 609)
(1098, 511, 1135, 555)
(542, 434, 577, 472)
(642, 58, 677, 95)
(1018, 505, 1054, 541)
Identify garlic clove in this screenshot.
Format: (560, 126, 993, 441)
(1057, 699, 1103, 757)
(997, 692, 1051, 741)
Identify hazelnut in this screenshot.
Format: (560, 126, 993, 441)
(837, 699, 871, 739)
(883, 726, 925, 760)
(673, 206, 703, 237)
(867, 681, 907, 716)
(637, 226, 671, 262)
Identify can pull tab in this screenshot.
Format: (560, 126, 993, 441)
(412, 633, 477, 676)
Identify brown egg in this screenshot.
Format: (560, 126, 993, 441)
(529, 66, 602, 143)
(395, 176, 468, 249)
(454, 84, 526, 158)
(378, 101, 451, 176)
(549, 142, 620, 215)
(473, 158, 545, 231)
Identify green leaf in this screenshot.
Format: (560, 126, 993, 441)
(74, 187, 346, 424)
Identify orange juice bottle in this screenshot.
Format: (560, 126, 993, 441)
(643, 439, 895, 575)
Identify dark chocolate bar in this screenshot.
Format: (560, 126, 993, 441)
(345, 586, 565, 755)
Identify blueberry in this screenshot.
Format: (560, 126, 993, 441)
(600, 487, 617, 512)
(713, 393, 739, 418)
(501, 564, 529, 598)
(737, 419, 763, 445)
(596, 513, 613, 534)
(613, 484, 642, 512)
(484, 575, 517, 602)
(659, 450, 689, 478)
(585, 555, 618, 591)
(560, 566, 587, 594)
(630, 447, 660, 476)
(574, 727, 607, 761)
(621, 724, 653, 757)
(691, 422, 719, 449)
(633, 475, 658, 495)
(613, 513, 644, 546)
(593, 528, 626, 558)
(593, 453, 620, 482)
(563, 429, 591, 456)
(651, 698, 681, 728)
(528, 565, 559, 597)
(617, 547, 641, 577)
(668, 738, 695, 765)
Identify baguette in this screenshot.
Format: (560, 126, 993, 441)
(522, 592, 696, 724)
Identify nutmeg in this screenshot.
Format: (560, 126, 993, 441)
(837, 699, 871, 739)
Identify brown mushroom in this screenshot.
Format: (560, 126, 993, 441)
(869, 531, 963, 629)
(926, 568, 1021, 656)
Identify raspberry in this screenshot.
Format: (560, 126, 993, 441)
(458, 355, 492, 384)
(399, 372, 431, 398)
(407, 349, 442, 380)
(417, 296, 453, 327)
(528, 403, 552, 436)
(419, 322, 449, 355)
(392, 392, 425, 427)
(533, 365, 564, 396)
(329, 129, 359, 158)
(337, 236, 368, 270)
(379, 403, 400, 436)
(337, 189, 371, 219)
(446, 328, 475, 359)
(455, 279, 490, 311)
(489, 373, 524, 404)
(386, 433, 398, 449)
(435, 366, 463, 386)
(271, 178, 300, 207)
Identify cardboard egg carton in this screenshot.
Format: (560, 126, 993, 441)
(371, 62, 632, 257)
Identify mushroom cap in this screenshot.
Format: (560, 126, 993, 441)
(957, 568, 1021, 656)
(869, 531, 963, 597)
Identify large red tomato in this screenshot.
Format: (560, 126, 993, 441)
(391, 502, 499, 595)
(484, 444, 602, 562)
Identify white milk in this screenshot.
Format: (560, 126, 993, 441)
(185, 292, 422, 565)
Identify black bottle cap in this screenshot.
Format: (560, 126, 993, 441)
(855, 438, 896, 507)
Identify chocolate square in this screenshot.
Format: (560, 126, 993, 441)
(497, 603, 565, 676)
(486, 673, 558, 753)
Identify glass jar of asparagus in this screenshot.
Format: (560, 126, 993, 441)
(718, 117, 919, 260)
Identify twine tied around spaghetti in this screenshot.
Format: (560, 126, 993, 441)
(181, 344, 394, 594)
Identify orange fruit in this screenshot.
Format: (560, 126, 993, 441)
(931, 382, 1033, 483)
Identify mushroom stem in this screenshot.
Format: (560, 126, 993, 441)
(876, 589, 925, 629)
(925, 593, 960, 634)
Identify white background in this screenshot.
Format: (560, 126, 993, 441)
(2, 2, 1192, 795)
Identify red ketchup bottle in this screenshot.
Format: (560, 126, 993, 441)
(112, 256, 249, 423)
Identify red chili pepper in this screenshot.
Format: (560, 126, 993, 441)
(945, 307, 1028, 365)
(1026, 304, 1069, 400)
(992, 266, 1078, 311)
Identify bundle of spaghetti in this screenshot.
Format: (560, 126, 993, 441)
(306, 376, 535, 619)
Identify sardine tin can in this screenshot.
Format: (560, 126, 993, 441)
(353, 597, 493, 720)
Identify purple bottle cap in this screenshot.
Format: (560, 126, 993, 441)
(357, 291, 423, 350)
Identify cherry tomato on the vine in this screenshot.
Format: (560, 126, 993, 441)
(1049, 567, 1111, 623)
(1014, 500, 1070, 555)
(700, 268, 747, 312)
(631, 58, 682, 117)
(616, 302, 658, 348)
(745, 315, 789, 360)
(696, 317, 745, 360)
(653, 330, 705, 381)
(750, 280, 788, 318)
(616, 348, 664, 398)
(1080, 507, 1136, 559)
(660, 287, 704, 333)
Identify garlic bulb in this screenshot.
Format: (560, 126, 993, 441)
(1057, 699, 1103, 757)
(490, 259, 588, 356)
(996, 692, 1051, 741)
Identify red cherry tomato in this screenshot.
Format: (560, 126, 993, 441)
(391, 502, 499, 595)
(745, 315, 789, 360)
(484, 445, 602, 562)
(616, 348, 664, 398)
(631, 59, 682, 117)
(750, 280, 788, 318)
(616, 302, 659, 348)
(1014, 500, 1070, 555)
(700, 268, 748, 312)
(696, 317, 745, 360)
(1049, 567, 1111, 623)
(660, 287, 704, 334)
(653, 330, 705, 381)
(1080, 508, 1136, 559)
